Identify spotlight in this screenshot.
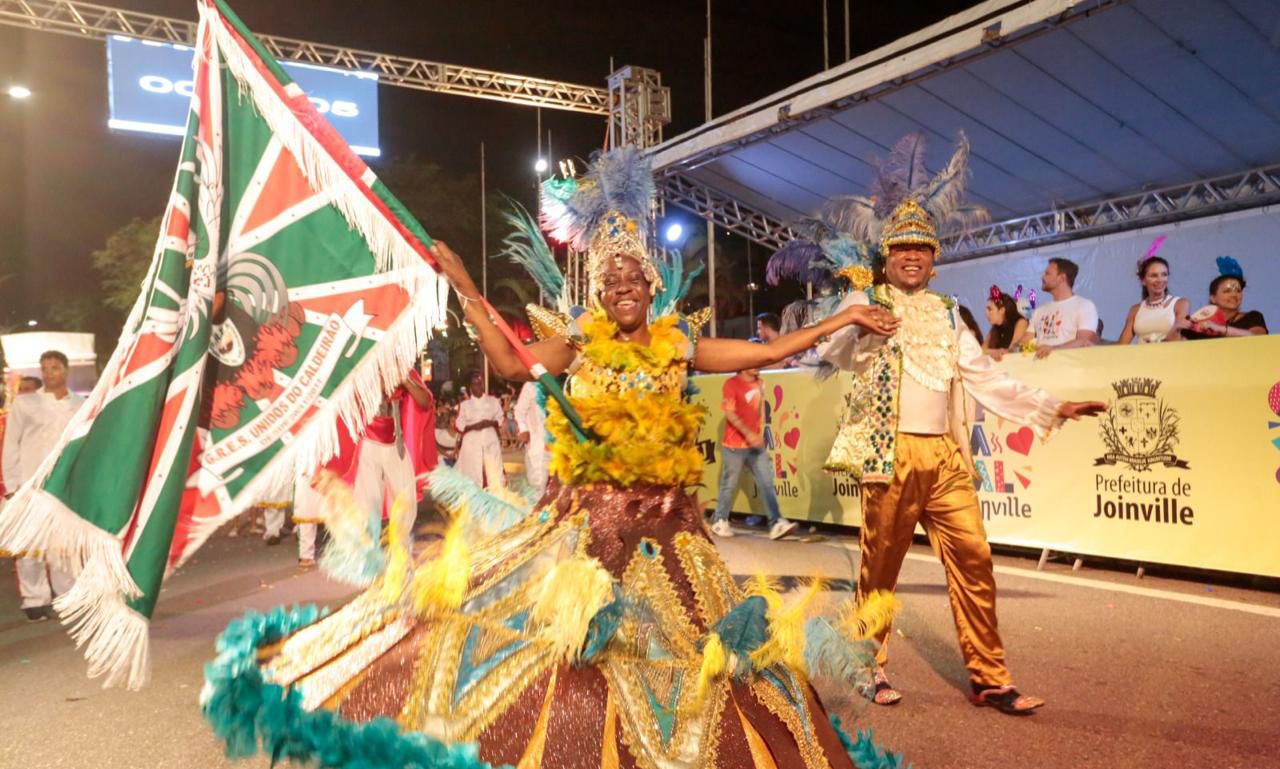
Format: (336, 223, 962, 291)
(7, 85, 32, 99)
(26, 319, 38, 327)
(664, 222, 684, 244)
(534, 157, 549, 174)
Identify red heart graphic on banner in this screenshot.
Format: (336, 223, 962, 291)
(774, 385, 784, 410)
(784, 428, 801, 449)
(1007, 427, 1035, 455)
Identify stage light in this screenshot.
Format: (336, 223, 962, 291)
(7, 85, 32, 99)
(664, 222, 684, 243)
(534, 157, 549, 174)
(26, 319, 38, 327)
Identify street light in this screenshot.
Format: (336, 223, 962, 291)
(534, 157, 548, 174)
(7, 85, 32, 99)
(26, 319, 38, 327)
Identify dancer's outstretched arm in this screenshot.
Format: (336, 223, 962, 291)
(430, 241, 575, 382)
(693, 303, 897, 373)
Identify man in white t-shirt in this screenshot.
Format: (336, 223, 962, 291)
(2, 351, 82, 622)
(1021, 258, 1099, 358)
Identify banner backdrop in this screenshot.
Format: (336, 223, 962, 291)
(693, 335, 1280, 578)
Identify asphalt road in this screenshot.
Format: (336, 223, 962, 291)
(2, 522, 1277, 769)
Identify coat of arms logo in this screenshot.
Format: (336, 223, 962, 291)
(1096, 377, 1189, 471)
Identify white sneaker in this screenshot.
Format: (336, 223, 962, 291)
(710, 519, 735, 538)
(769, 519, 798, 540)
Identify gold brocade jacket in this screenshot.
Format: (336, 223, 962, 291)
(819, 284, 1064, 484)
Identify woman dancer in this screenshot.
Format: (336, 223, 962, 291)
(203, 149, 906, 769)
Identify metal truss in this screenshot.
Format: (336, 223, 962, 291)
(0, 0, 610, 115)
(940, 163, 1280, 262)
(656, 173, 797, 251)
(606, 65, 670, 150)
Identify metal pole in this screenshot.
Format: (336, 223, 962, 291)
(480, 140, 490, 390)
(706, 0, 717, 337)
(844, 0, 851, 61)
(746, 239, 754, 322)
(822, 0, 830, 70)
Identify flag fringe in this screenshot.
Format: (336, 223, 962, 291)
(55, 573, 152, 689)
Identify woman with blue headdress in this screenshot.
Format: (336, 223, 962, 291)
(1181, 256, 1268, 339)
(201, 147, 914, 769)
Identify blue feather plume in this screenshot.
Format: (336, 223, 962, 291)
(499, 195, 565, 311)
(766, 240, 830, 286)
(541, 147, 654, 251)
(1216, 255, 1243, 279)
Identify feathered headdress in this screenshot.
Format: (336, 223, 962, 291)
(765, 220, 876, 291)
(539, 147, 662, 303)
(497, 195, 568, 315)
(1216, 255, 1243, 279)
(1137, 235, 1167, 272)
(821, 131, 988, 255)
(652, 248, 705, 318)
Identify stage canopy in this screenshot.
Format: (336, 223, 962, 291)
(651, 0, 1280, 258)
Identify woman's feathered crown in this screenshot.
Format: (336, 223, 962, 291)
(539, 148, 663, 302)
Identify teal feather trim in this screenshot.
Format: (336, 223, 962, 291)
(711, 595, 770, 677)
(580, 586, 625, 663)
(802, 616, 877, 687)
(653, 248, 705, 317)
(498, 195, 566, 312)
(426, 466, 531, 531)
(318, 507, 385, 587)
(202, 605, 508, 769)
(829, 715, 911, 769)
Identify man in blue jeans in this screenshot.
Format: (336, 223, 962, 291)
(710, 366, 798, 540)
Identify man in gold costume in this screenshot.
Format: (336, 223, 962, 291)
(819, 195, 1105, 715)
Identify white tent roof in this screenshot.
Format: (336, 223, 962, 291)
(652, 0, 1280, 226)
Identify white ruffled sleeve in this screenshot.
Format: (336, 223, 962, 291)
(816, 291, 869, 371)
(956, 327, 1062, 438)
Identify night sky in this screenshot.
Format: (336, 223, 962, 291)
(0, 0, 973, 337)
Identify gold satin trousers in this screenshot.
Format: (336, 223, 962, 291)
(857, 433, 1013, 688)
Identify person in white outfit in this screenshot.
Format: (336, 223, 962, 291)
(1118, 256, 1189, 344)
(512, 381, 548, 497)
(454, 370, 505, 488)
(2, 351, 82, 622)
(292, 479, 322, 568)
(1020, 258, 1100, 356)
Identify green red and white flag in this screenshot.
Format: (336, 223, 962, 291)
(0, 0, 447, 688)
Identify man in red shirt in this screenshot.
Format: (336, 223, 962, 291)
(710, 367, 797, 540)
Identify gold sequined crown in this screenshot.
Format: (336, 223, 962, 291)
(880, 198, 939, 255)
(587, 210, 663, 301)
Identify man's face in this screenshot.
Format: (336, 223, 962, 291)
(755, 321, 779, 342)
(468, 373, 485, 397)
(1041, 263, 1063, 292)
(39, 358, 67, 392)
(883, 243, 935, 291)
(18, 379, 40, 395)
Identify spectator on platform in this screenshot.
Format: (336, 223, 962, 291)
(982, 287, 1027, 361)
(1181, 257, 1268, 339)
(1118, 256, 1189, 344)
(710, 366, 797, 541)
(1022, 258, 1099, 358)
(19, 377, 41, 394)
(3, 351, 80, 623)
(958, 305, 983, 346)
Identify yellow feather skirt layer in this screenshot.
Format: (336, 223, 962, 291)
(546, 391, 706, 488)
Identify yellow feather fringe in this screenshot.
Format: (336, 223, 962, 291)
(838, 589, 901, 641)
(689, 631, 728, 711)
(529, 557, 616, 665)
(750, 577, 827, 674)
(410, 513, 470, 617)
(378, 494, 413, 605)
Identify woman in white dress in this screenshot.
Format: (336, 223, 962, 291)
(453, 369, 505, 487)
(1118, 256, 1189, 344)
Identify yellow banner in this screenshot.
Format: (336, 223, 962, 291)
(692, 335, 1280, 578)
